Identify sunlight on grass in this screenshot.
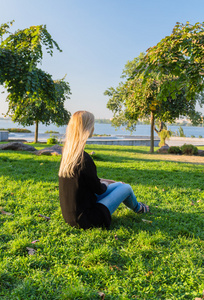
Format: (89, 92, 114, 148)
(0, 144, 203, 299)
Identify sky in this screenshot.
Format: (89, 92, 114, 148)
(0, 0, 204, 118)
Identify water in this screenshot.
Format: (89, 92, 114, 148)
(0, 119, 204, 141)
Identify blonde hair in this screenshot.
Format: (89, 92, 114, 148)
(59, 111, 95, 178)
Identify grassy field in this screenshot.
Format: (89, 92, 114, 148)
(0, 144, 203, 299)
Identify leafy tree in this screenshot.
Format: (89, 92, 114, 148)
(105, 53, 197, 152)
(105, 22, 204, 152)
(0, 21, 71, 142)
(134, 21, 204, 112)
(0, 21, 62, 102)
(6, 77, 71, 143)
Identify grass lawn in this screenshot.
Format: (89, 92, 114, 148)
(0, 144, 203, 299)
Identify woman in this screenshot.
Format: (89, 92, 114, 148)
(59, 111, 149, 229)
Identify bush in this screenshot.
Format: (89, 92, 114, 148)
(191, 135, 195, 138)
(47, 134, 58, 145)
(199, 135, 202, 138)
(178, 126, 186, 137)
(180, 144, 198, 155)
(45, 130, 59, 134)
(158, 129, 171, 147)
(168, 146, 182, 155)
(0, 128, 31, 133)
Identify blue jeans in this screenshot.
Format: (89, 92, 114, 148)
(96, 182, 140, 215)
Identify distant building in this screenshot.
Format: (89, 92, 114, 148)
(174, 117, 191, 124)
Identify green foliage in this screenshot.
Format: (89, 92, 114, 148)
(6, 78, 71, 127)
(181, 144, 198, 155)
(168, 146, 182, 154)
(0, 21, 62, 101)
(45, 131, 59, 134)
(173, 126, 186, 137)
(0, 128, 31, 133)
(0, 21, 71, 142)
(178, 126, 186, 137)
(0, 144, 203, 299)
(1, 21, 61, 65)
(47, 135, 59, 145)
(134, 22, 204, 125)
(168, 144, 199, 155)
(104, 47, 202, 153)
(92, 134, 111, 137)
(199, 135, 202, 138)
(158, 129, 171, 147)
(105, 53, 157, 131)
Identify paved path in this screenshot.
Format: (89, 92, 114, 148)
(6, 136, 204, 147)
(167, 137, 204, 147)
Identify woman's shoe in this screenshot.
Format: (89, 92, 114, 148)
(137, 202, 149, 214)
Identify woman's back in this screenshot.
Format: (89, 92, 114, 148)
(59, 151, 111, 229)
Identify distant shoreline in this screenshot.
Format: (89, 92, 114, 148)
(0, 121, 204, 139)
(0, 117, 204, 127)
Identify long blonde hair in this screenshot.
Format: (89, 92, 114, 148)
(59, 111, 95, 178)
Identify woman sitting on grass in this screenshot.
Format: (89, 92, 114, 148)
(58, 111, 149, 229)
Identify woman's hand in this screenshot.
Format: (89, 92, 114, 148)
(100, 178, 116, 186)
(100, 178, 126, 185)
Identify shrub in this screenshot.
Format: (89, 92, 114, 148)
(92, 134, 111, 137)
(191, 135, 195, 138)
(45, 130, 59, 134)
(47, 134, 58, 145)
(0, 128, 31, 133)
(180, 144, 198, 155)
(158, 129, 171, 147)
(178, 126, 186, 137)
(199, 135, 202, 138)
(168, 146, 182, 154)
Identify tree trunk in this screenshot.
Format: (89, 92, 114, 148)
(34, 120, 38, 143)
(154, 121, 165, 134)
(150, 111, 154, 153)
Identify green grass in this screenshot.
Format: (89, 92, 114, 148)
(0, 144, 203, 299)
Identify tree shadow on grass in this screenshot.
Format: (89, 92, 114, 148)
(110, 206, 204, 241)
(97, 165, 204, 190)
(0, 152, 60, 184)
(0, 152, 203, 191)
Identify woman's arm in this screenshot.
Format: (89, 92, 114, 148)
(82, 153, 108, 195)
(100, 178, 115, 185)
(100, 178, 123, 186)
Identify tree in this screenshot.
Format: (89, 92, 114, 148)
(134, 22, 204, 109)
(105, 22, 204, 152)
(105, 53, 198, 152)
(0, 21, 71, 142)
(6, 77, 71, 143)
(0, 21, 62, 103)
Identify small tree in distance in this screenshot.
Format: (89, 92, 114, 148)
(105, 22, 204, 153)
(6, 77, 71, 143)
(105, 53, 198, 153)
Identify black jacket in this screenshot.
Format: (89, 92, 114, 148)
(59, 151, 111, 229)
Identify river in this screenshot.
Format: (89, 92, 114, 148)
(0, 119, 203, 141)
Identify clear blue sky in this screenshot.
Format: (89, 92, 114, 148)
(1, 0, 204, 118)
